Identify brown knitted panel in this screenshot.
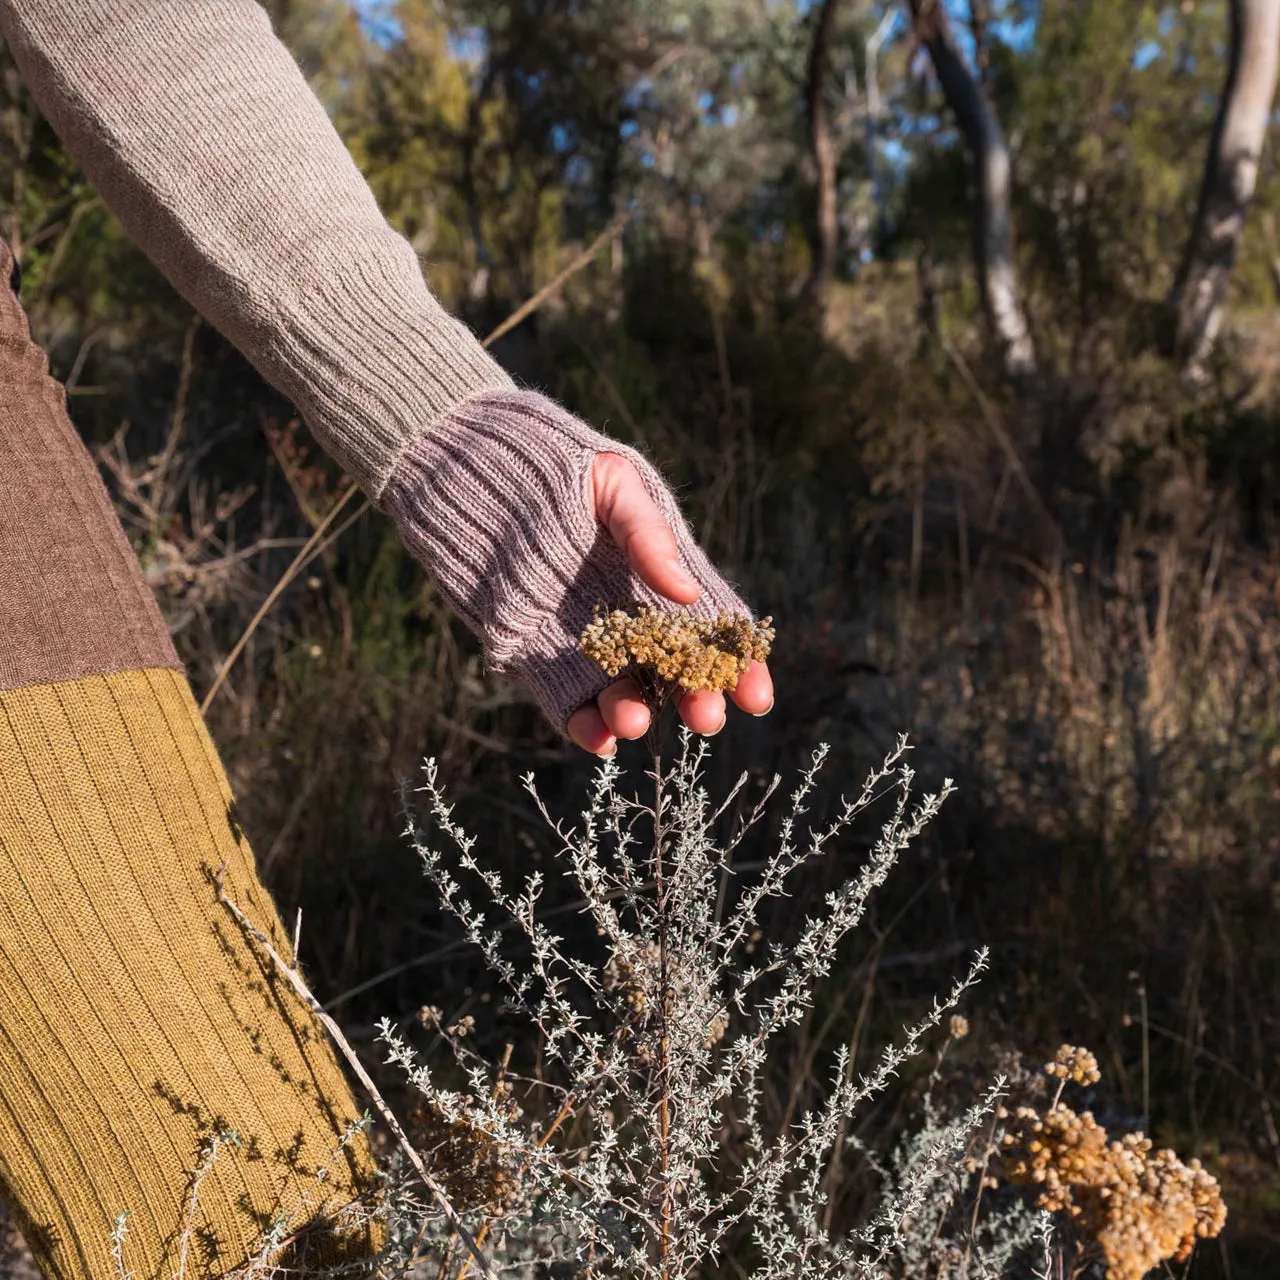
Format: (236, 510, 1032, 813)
(0, 239, 180, 693)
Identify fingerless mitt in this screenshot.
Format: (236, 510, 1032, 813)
(379, 390, 750, 730)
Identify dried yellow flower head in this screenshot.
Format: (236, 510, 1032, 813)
(949, 1014, 970, 1041)
(1001, 1103, 1225, 1280)
(1045, 1044, 1101, 1087)
(409, 1096, 523, 1215)
(580, 603, 774, 695)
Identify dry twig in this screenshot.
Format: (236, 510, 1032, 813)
(214, 862, 497, 1280)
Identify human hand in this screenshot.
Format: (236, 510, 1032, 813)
(381, 389, 771, 748)
(566, 453, 774, 756)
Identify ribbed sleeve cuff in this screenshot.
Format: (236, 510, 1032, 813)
(379, 390, 750, 730)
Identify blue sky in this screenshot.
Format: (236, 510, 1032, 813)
(352, 0, 401, 44)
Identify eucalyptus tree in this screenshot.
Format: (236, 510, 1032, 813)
(906, 0, 1036, 382)
(1164, 0, 1280, 377)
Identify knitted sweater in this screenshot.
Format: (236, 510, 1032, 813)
(0, 0, 746, 728)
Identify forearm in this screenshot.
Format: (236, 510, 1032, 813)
(0, 0, 512, 496)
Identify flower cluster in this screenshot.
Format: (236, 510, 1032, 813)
(408, 1093, 524, 1216)
(998, 1046, 1225, 1280)
(580, 603, 774, 693)
(1044, 1044, 1100, 1088)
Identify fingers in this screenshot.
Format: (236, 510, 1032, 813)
(598, 677, 651, 740)
(567, 677, 651, 756)
(591, 453, 700, 604)
(670, 659, 773, 733)
(728, 660, 774, 716)
(676, 688, 726, 735)
(566, 703, 615, 757)
(568, 663, 775, 756)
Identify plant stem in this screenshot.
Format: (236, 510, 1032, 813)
(652, 735, 672, 1280)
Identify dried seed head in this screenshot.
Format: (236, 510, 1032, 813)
(409, 1097, 524, 1215)
(603, 943, 729, 1058)
(1000, 1099, 1226, 1279)
(1045, 1044, 1101, 1087)
(580, 603, 775, 697)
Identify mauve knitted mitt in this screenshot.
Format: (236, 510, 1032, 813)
(381, 389, 751, 730)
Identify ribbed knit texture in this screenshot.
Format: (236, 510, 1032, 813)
(0, 668, 377, 1280)
(0, 2, 755, 731)
(381, 390, 751, 728)
(0, 239, 180, 692)
(0, 0, 514, 497)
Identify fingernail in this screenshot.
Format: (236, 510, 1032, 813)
(599, 744, 618, 758)
(751, 697, 775, 718)
(704, 714, 727, 737)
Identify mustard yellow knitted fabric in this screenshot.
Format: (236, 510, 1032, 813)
(0, 667, 377, 1279)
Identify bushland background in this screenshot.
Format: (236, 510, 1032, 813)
(2, 0, 1279, 1273)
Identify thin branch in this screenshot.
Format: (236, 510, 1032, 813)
(215, 862, 497, 1280)
(482, 210, 634, 349)
(199, 482, 361, 713)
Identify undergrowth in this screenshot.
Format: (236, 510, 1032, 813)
(109, 610, 1228, 1279)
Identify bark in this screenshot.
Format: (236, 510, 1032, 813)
(1164, 0, 1280, 375)
(968, 0, 991, 89)
(461, 67, 496, 302)
(802, 0, 841, 302)
(908, 0, 1036, 383)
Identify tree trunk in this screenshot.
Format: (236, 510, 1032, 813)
(461, 68, 496, 302)
(968, 0, 991, 89)
(908, 0, 1036, 383)
(802, 0, 841, 303)
(1163, 0, 1280, 376)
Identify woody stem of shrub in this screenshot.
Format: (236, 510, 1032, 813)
(646, 692, 673, 1279)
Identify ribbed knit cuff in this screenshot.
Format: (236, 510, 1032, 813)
(380, 390, 750, 731)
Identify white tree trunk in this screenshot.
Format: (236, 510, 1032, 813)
(1166, 0, 1280, 375)
(909, 0, 1036, 382)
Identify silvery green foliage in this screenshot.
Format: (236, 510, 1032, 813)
(383, 731, 1003, 1277)
(854, 1077, 1051, 1280)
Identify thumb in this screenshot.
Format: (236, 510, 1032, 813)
(591, 452, 700, 604)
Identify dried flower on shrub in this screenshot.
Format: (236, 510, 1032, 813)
(580, 603, 774, 696)
(948, 1015, 970, 1041)
(408, 1093, 523, 1215)
(1045, 1044, 1100, 1088)
(603, 942, 729, 1052)
(999, 1047, 1225, 1280)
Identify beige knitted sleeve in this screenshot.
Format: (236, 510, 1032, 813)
(0, 0, 754, 729)
(0, 0, 514, 495)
